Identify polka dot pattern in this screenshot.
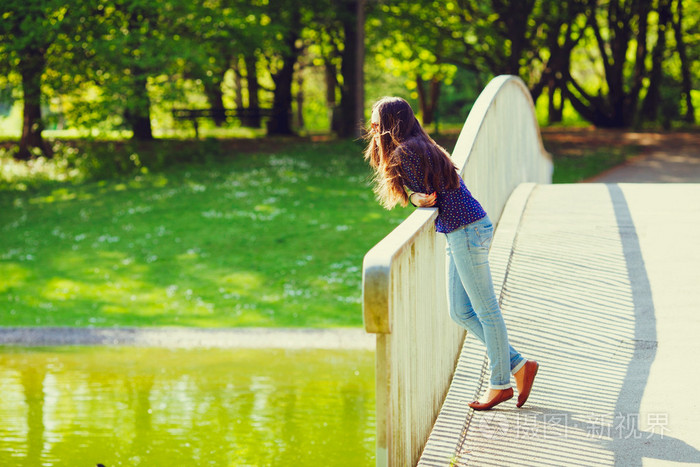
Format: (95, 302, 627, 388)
(401, 150, 487, 233)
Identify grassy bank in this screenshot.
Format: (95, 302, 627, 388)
(1, 139, 410, 327)
(1, 134, 636, 328)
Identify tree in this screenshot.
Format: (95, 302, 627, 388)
(186, 2, 235, 127)
(488, 0, 538, 75)
(264, 3, 303, 135)
(0, 0, 66, 159)
(121, 2, 156, 140)
(181, 0, 267, 128)
(641, 0, 673, 123)
(671, 0, 697, 124)
(335, 0, 365, 137)
(527, 0, 588, 124)
(367, 0, 460, 125)
(50, 0, 191, 140)
(301, 0, 366, 136)
(237, 6, 268, 128)
(559, 0, 652, 127)
(366, 0, 696, 128)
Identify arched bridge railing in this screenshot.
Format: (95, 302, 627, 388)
(362, 75, 552, 466)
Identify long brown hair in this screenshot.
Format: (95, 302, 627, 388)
(364, 97, 459, 209)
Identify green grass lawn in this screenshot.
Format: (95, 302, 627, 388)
(0, 140, 409, 327)
(550, 147, 636, 183)
(0, 135, 636, 328)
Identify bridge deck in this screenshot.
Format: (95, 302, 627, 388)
(419, 182, 700, 466)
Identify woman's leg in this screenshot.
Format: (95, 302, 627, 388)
(446, 251, 525, 374)
(445, 216, 524, 389)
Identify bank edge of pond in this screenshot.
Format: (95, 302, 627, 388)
(0, 326, 375, 350)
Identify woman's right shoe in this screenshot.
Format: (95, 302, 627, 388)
(516, 360, 539, 408)
(468, 387, 514, 411)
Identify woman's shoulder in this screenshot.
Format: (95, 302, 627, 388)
(396, 138, 429, 159)
(393, 142, 419, 163)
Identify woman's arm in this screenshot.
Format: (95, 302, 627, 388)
(409, 191, 437, 207)
(401, 150, 437, 207)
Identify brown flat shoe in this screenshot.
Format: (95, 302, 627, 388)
(516, 360, 539, 408)
(468, 387, 514, 411)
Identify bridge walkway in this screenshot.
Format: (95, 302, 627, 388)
(419, 182, 700, 466)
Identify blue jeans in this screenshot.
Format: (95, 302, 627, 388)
(445, 215, 525, 389)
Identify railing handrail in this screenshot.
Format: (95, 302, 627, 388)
(450, 75, 550, 173)
(363, 209, 437, 333)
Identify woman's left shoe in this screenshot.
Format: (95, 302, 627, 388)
(468, 388, 513, 411)
(516, 360, 539, 408)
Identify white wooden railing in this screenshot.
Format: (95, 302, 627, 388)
(362, 75, 552, 467)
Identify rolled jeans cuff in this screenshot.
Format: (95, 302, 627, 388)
(511, 358, 527, 375)
(490, 382, 512, 390)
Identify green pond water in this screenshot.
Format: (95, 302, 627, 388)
(0, 347, 376, 466)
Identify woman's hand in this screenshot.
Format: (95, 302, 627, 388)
(410, 192, 437, 207)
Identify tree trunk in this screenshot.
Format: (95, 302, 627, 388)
(267, 18, 300, 136)
(533, 3, 585, 124)
(204, 77, 226, 127)
(336, 0, 365, 138)
(325, 57, 339, 131)
(641, 0, 672, 122)
(548, 78, 563, 124)
(507, 0, 534, 75)
(416, 77, 428, 124)
(126, 8, 153, 141)
(416, 76, 440, 126)
(627, 0, 652, 119)
(296, 63, 305, 129)
(232, 57, 244, 111)
(563, 69, 626, 127)
(566, 0, 643, 127)
(17, 49, 52, 160)
(325, 59, 337, 108)
(267, 58, 296, 135)
(244, 53, 261, 127)
(491, 0, 536, 75)
(672, 0, 696, 123)
(126, 69, 154, 140)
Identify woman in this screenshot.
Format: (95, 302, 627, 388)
(364, 96, 538, 410)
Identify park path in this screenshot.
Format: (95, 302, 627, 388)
(419, 137, 700, 465)
(587, 130, 700, 183)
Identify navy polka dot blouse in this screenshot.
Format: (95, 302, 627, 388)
(400, 150, 487, 233)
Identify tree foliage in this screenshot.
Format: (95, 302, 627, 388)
(0, 0, 70, 159)
(367, 0, 697, 128)
(1, 0, 697, 160)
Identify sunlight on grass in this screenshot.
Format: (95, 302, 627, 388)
(0, 140, 409, 328)
(0, 263, 29, 292)
(0, 151, 84, 191)
(217, 272, 257, 291)
(43, 278, 85, 301)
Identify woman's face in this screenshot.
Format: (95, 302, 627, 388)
(371, 107, 380, 141)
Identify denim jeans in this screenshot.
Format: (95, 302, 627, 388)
(445, 215, 526, 389)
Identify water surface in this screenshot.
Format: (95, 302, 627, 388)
(0, 347, 375, 466)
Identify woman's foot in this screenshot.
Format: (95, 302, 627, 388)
(468, 387, 513, 411)
(514, 360, 539, 408)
